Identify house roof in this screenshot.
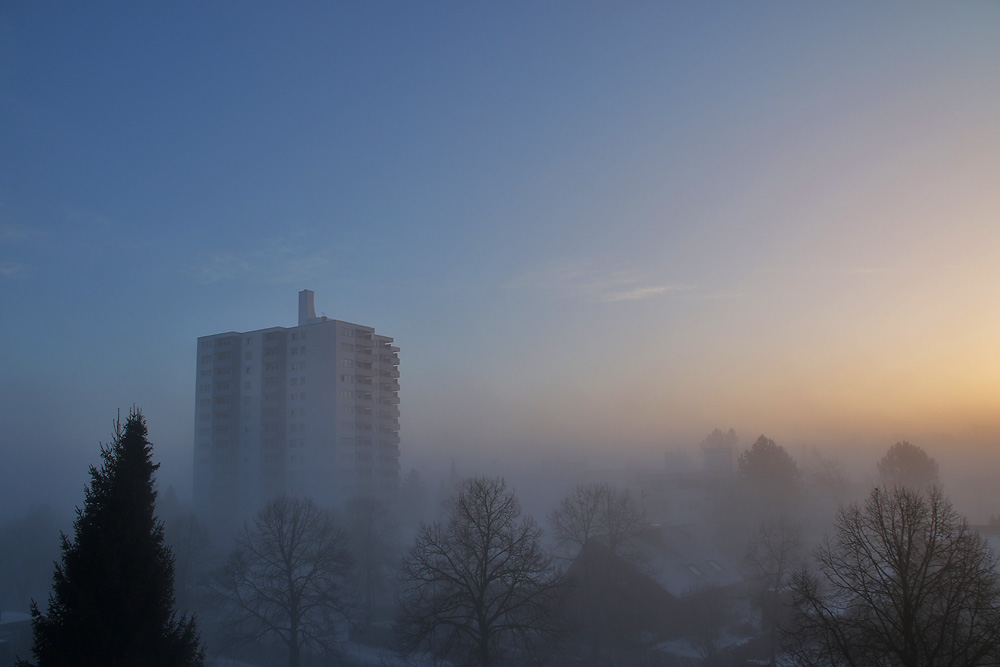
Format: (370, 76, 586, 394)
(623, 524, 743, 598)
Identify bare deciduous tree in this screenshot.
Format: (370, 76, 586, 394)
(395, 476, 559, 667)
(548, 482, 645, 559)
(548, 482, 645, 661)
(790, 486, 1000, 667)
(344, 496, 397, 628)
(211, 496, 352, 667)
(745, 516, 801, 667)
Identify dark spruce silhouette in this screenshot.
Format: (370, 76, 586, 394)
(21, 409, 204, 667)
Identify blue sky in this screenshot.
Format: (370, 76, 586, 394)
(2, 2, 1000, 514)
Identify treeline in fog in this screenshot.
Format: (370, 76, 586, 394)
(3, 417, 1000, 667)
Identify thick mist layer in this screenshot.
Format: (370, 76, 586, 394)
(2, 3, 1000, 666)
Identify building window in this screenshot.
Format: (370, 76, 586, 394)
(340, 390, 352, 399)
(340, 405, 353, 414)
(341, 358, 354, 368)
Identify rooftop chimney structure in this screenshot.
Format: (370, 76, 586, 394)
(298, 289, 317, 325)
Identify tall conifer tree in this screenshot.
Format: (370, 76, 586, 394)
(22, 409, 203, 667)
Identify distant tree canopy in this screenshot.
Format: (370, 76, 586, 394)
(701, 428, 738, 450)
(877, 440, 939, 490)
(737, 435, 800, 492)
(24, 409, 203, 667)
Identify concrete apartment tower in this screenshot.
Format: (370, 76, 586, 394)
(193, 290, 400, 528)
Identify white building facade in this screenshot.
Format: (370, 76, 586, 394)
(193, 290, 400, 527)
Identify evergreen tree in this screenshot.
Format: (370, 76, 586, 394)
(22, 409, 204, 667)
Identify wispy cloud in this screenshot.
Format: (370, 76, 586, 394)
(756, 266, 900, 277)
(0, 222, 45, 242)
(596, 283, 690, 303)
(509, 261, 694, 303)
(188, 234, 332, 285)
(0, 261, 26, 278)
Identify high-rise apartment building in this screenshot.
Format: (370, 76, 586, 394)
(193, 290, 400, 527)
